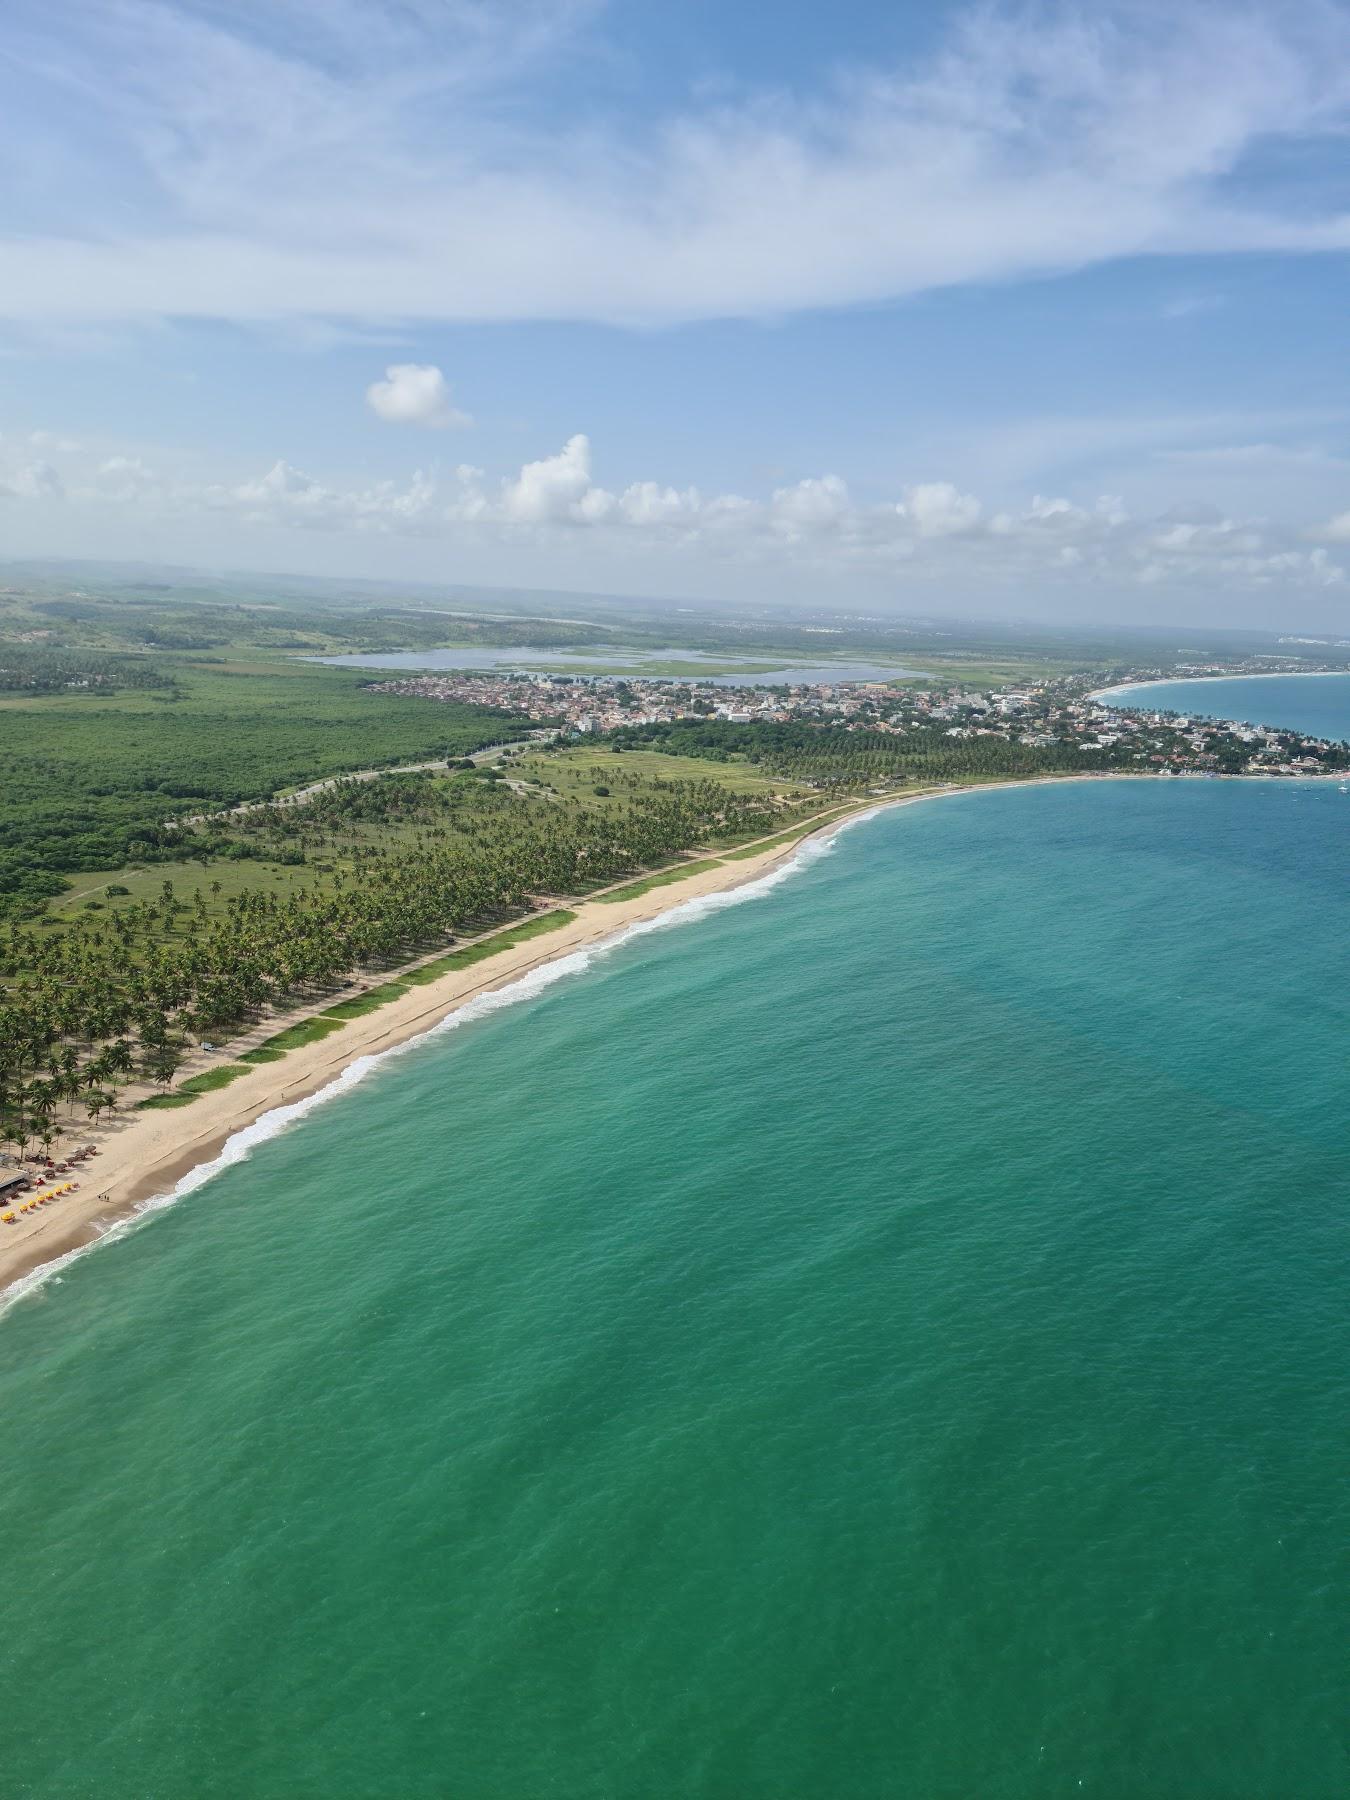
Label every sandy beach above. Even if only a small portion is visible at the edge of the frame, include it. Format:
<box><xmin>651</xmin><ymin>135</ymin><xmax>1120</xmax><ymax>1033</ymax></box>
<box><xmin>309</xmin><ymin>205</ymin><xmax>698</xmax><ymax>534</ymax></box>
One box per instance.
<box><xmin>3</xmin><ymin>773</ymin><xmax>1170</xmax><ymax>1308</ymax></box>
<box><xmin>0</xmin><ymin>797</ymin><xmax>919</xmax><ymax>1304</ymax></box>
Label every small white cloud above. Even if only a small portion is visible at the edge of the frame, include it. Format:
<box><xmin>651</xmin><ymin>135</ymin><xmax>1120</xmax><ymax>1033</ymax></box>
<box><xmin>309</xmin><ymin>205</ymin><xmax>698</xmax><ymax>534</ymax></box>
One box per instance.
<box><xmin>365</xmin><ymin>364</ymin><xmax>471</xmax><ymax>429</ymax></box>
<box><xmin>898</xmin><ymin>481</ymin><xmax>981</xmax><ymax>537</ymax></box>
<box><xmin>1319</xmin><ymin>510</ymin><xmax>1350</xmax><ymax>541</ymax></box>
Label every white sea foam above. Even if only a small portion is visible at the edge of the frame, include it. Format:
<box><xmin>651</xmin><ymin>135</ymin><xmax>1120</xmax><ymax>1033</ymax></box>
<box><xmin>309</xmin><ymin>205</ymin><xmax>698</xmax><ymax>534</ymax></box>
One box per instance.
<box><xmin>0</xmin><ymin>811</ymin><xmax>876</xmax><ymax>1317</ymax></box>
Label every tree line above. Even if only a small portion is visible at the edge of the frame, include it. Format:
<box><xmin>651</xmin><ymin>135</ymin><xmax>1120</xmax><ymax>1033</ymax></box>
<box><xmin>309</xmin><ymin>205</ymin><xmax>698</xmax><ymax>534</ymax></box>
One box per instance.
<box><xmin>0</xmin><ymin>781</ymin><xmax>791</xmax><ymax>1152</ymax></box>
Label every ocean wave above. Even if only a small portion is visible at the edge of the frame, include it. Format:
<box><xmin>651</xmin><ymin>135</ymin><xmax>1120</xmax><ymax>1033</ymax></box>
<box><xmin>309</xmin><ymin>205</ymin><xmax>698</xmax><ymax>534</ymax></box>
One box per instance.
<box><xmin>0</xmin><ymin>812</ymin><xmax>867</xmax><ymax>1317</ymax></box>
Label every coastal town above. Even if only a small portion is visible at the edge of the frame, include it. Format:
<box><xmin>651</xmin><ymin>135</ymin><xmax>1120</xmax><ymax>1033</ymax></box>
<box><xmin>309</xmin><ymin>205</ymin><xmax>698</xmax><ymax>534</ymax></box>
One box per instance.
<box><xmin>366</xmin><ymin>664</ymin><xmax>1350</xmax><ymax>779</ymax></box>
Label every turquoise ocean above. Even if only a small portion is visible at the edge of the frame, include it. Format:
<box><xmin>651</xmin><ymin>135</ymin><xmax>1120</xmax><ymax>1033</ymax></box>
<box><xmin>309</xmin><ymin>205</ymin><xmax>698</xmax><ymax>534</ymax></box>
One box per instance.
<box><xmin>1101</xmin><ymin>671</ymin><xmax>1350</xmax><ymax>742</ymax></box>
<box><xmin>2</xmin><ymin>678</ymin><xmax>1348</xmax><ymax>1798</ymax></box>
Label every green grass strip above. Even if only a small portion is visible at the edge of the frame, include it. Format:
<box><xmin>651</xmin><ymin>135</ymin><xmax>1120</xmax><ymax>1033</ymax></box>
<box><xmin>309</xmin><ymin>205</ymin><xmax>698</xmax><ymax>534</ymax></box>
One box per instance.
<box><xmin>243</xmin><ymin>1015</ymin><xmax>348</xmax><ymax>1057</ymax></box>
<box><xmin>321</xmin><ymin>980</ymin><xmax>410</xmax><ymax>1020</ymax></box>
<box><xmin>591</xmin><ymin>859</ymin><xmax>724</xmax><ymax>902</ymax></box>
<box><xmin>237</xmin><ymin>1045</ymin><xmax>286</xmax><ymax>1064</ymax></box>
<box><xmin>719</xmin><ymin>811</ymin><xmax>855</xmax><ymax>859</ymax></box>
<box><xmin>405</xmin><ymin>910</ymin><xmax>577</xmax><ymax>984</ymax></box>
<box><xmin>136</xmin><ymin>1062</ymin><xmax>255</xmax><ymax>1107</ymax></box>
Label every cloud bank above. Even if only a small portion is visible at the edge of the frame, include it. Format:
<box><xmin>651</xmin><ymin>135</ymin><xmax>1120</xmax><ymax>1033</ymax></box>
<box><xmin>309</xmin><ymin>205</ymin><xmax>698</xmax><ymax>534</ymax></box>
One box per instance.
<box><xmin>5</xmin><ymin>429</ymin><xmax>1344</xmax><ymax>603</ymax></box>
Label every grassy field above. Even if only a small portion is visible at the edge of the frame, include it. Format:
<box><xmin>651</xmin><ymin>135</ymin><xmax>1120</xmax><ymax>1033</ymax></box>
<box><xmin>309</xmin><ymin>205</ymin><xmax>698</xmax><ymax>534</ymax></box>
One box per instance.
<box><xmin>242</xmin><ymin>1016</ymin><xmax>349</xmax><ymax>1059</ymax></box>
<box><xmin>136</xmin><ymin>1064</ymin><xmax>255</xmax><ymax>1108</ymax></box>
<box><xmin>515</xmin><ymin>744</ymin><xmax>796</xmax><ymax>799</ymax></box>
<box><xmin>320</xmin><ymin>981</ymin><xmax>412</xmax><ymax>1020</ymax></box>
<box><xmin>27</xmin><ymin>735</ymin><xmax>807</xmax><ymax>946</ymax></box>
<box><xmin>718</xmin><ymin>808</ymin><xmax>859</xmax><ymax>859</ymax></box>
<box><xmin>403</xmin><ymin>909</ymin><xmax>577</xmax><ymax>983</ymax></box>
<box><xmin>885</xmin><ymin>655</ymin><xmax>1070</xmax><ymax>689</ymax></box>
<box><xmin>0</xmin><ymin>653</ymin><xmax>517</xmax><ymax>913</ymax></box>
<box><xmin>591</xmin><ymin>859</ymin><xmax>725</xmax><ymax>902</ymax></box>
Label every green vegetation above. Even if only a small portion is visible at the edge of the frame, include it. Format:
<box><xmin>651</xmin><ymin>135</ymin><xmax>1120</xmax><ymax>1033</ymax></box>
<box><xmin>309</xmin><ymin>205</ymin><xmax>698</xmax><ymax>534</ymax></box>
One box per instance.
<box><xmin>591</xmin><ymin>859</ymin><xmax>724</xmax><ymax>902</ymax></box>
<box><xmin>719</xmin><ymin>809</ymin><xmax>858</xmax><ymax>858</ymax></box>
<box><xmin>608</xmin><ymin>719</ymin><xmax>1113</xmax><ymax>787</ymax></box>
<box><xmin>136</xmin><ymin>1063</ymin><xmax>254</xmax><ymax>1108</ymax></box>
<box><xmin>5</xmin><ymin>567</ymin><xmax>1209</xmax><ymax>1159</ymax></box>
<box><xmin>242</xmin><ymin>1018</ymin><xmax>349</xmax><ymax>1059</ymax></box>
<box><xmin>0</xmin><ymin>749</ymin><xmax>796</xmax><ymax>1150</ymax></box>
<box><xmin>320</xmin><ymin>980</ymin><xmax>411</xmax><ymax>1020</ymax></box>
<box><xmin>516</xmin><ymin>745</ymin><xmax>791</xmax><ymax>798</ymax></box>
<box><xmin>403</xmin><ymin>910</ymin><xmax>577</xmax><ymax>983</ymax></box>
<box><xmin>0</xmin><ymin>576</ymin><xmax>618</xmax><ymax>658</ymax></box>
<box><xmin>0</xmin><ymin>641</ymin><xmax>178</xmax><ymax>695</ymax></box>
<box><xmin>0</xmin><ymin>656</ymin><xmax>519</xmax><ymax>914</ymax></box>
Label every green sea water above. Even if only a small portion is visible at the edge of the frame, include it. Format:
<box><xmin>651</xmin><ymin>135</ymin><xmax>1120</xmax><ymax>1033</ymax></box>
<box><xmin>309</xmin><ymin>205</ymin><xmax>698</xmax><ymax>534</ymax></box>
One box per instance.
<box><xmin>2</xmin><ymin>780</ymin><xmax>1347</xmax><ymax>1799</ymax></box>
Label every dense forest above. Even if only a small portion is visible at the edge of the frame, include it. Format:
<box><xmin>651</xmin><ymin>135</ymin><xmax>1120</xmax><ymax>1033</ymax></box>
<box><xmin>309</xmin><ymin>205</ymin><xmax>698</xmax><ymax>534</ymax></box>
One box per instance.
<box><xmin>606</xmin><ymin>719</ymin><xmax>1119</xmax><ymax>784</ymax></box>
<box><xmin>0</xmin><ymin>663</ymin><xmax>520</xmax><ymax>916</ymax></box>
<box><xmin>0</xmin><ymin>642</ymin><xmax>176</xmax><ymax>694</ymax></box>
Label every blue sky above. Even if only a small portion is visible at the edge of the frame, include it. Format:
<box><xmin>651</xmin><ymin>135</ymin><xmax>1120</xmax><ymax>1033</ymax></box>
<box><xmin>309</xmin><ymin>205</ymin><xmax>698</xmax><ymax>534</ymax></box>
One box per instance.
<box><xmin>3</xmin><ymin>0</ymin><xmax>1350</xmax><ymax>627</ymax></box>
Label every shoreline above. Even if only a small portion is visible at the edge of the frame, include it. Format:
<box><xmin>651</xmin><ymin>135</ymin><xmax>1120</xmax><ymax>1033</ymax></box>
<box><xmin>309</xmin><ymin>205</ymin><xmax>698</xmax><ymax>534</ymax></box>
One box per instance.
<box><xmin>1088</xmin><ymin>669</ymin><xmax>1350</xmax><ymax>704</ymax></box>
<box><xmin>0</xmin><ymin>768</ymin><xmax>1302</xmax><ymax>1316</ymax></box>
<box><xmin>0</xmin><ymin>790</ymin><xmax>934</xmax><ymax>1310</ymax></box>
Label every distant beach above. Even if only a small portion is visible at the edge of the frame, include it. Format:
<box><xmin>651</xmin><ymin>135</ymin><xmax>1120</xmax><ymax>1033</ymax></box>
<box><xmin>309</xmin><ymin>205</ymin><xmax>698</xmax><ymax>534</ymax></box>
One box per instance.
<box><xmin>1089</xmin><ymin>669</ymin><xmax>1350</xmax><ymax>702</ymax></box>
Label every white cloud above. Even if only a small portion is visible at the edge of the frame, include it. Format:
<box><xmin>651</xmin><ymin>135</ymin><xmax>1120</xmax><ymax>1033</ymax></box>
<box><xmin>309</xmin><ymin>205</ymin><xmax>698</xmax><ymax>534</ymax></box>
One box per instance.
<box><xmin>3</xmin><ymin>3</ymin><xmax>1350</xmax><ymax>327</ymax></box>
<box><xmin>771</xmin><ymin>475</ymin><xmax>851</xmax><ymax>530</ymax></box>
<box><xmin>898</xmin><ymin>482</ymin><xmax>982</xmax><ymax>537</ymax></box>
<box><xmin>499</xmin><ymin>433</ymin><xmax>596</xmax><ymax>522</ymax></box>
<box><xmin>365</xmin><ymin>363</ymin><xmax>470</xmax><ymax>428</ymax></box>
<box><xmin>200</xmin><ymin>458</ymin><xmax>439</xmax><ymax>532</ymax></box>
<box><xmin>618</xmin><ymin>481</ymin><xmax>702</xmax><ymax>526</ymax></box>
<box><xmin>5</xmin><ymin>428</ymin><xmax>1346</xmax><ymax>601</ymax></box>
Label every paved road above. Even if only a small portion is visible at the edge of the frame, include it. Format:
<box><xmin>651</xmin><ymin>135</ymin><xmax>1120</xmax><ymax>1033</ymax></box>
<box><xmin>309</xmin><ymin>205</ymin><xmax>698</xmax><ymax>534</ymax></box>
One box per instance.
<box><xmin>174</xmin><ymin>733</ymin><xmax>555</xmax><ymax>828</ymax></box>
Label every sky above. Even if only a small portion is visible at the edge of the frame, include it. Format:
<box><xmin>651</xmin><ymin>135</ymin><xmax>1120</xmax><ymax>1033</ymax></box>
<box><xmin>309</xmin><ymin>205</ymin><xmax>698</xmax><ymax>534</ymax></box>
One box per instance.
<box><xmin>3</xmin><ymin>0</ymin><xmax>1350</xmax><ymax>629</ymax></box>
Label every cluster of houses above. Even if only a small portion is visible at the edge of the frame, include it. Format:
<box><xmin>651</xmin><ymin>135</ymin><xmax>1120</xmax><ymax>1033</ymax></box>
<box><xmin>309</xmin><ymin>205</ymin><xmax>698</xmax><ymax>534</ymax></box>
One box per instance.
<box><xmin>367</xmin><ymin>669</ymin><xmax>855</xmax><ymax>732</ymax></box>
<box><xmin>367</xmin><ymin>663</ymin><xmax>1348</xmax><ymax>777</ymax></box>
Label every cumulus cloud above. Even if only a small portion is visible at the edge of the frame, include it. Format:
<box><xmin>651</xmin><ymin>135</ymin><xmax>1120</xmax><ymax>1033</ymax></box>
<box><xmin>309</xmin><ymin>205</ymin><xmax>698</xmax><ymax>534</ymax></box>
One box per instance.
<box><xmin>6</xmin><ymin>427</ymin><xmax>1347</xmax><ymax>599</ymax></box>
<box><xmin>772</xmin><ymin>475</ymin><xmax>851</xmax><ymax>531</ymax></box>
<box><xmin>4</xmin><ymin>3</ymin><xmax>1350</xmax><ymax>327</ymax></box>
<box><xmin>203</xmin><ymin>459</ymin><xmax>439</xmax><ymax>532</ymax></box>
<box><xmin>499</xmin><ymin>433</ymin><xmax>597</xmax><ymax>522</ymax></box>
<box><xmin>365</xmin><ymin>364</ymin><xmax>471</xmax><ymax>428</ymax></box>
<box><xmin>898</xmin><ymin>482</ymin><xmax>982</xmax><ymax>537</ymax></box>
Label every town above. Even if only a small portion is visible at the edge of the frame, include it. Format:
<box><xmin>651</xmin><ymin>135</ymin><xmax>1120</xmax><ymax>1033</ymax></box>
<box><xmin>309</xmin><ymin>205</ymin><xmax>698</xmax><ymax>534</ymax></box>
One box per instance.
<box><xmin>366</xmin><ymin>664</ymin><xmax>1350</xmax><ymax>779</ymax></box>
